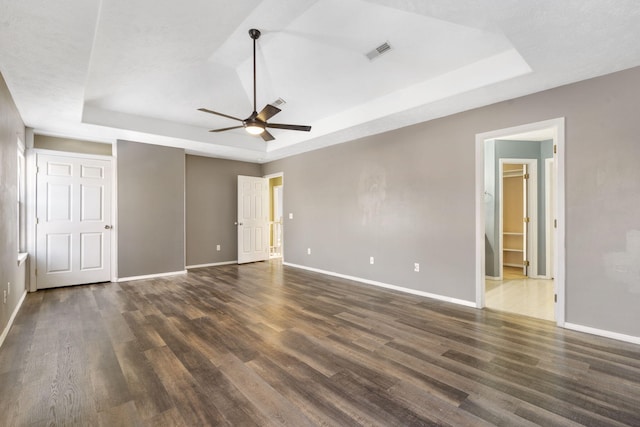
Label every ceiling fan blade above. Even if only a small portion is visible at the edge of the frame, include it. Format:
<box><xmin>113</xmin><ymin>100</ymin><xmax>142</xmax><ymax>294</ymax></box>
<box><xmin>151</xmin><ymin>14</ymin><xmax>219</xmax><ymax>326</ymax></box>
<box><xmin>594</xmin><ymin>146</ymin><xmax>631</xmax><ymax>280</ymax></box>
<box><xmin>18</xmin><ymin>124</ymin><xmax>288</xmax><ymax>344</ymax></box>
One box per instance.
<box><xmin>256</xmin><ymin>104</ymin><xmax>281</xmax><ymax>122</ymax></box>
<box><xmin>261</xmin><ymin>130</ymin><xmax>275</xmax><ymax>141</ymax></box>
<box><xmin>198</xmin><ymin>108</ymin><xmax>244</xmax><ymax>122</ymax></box>
<box><xmin>266</xmin><ymin>123</ymin><xmax>312</xmax><ymax>132</ymax></box>
<box><xmin>209</xmin><ymin>126</ymin><xmax>244</xmax><ymax>132</ymax></box>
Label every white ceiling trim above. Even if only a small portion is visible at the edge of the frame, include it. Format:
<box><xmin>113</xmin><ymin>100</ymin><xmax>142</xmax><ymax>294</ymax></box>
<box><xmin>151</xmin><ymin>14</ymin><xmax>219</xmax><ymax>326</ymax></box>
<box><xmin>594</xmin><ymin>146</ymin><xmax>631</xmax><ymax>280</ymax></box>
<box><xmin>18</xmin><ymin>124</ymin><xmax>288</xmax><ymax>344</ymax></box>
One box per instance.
<box><xmin>267</xmin><ymin>48</ymin><xmax>531</xmax><ymax>153</ymax></box>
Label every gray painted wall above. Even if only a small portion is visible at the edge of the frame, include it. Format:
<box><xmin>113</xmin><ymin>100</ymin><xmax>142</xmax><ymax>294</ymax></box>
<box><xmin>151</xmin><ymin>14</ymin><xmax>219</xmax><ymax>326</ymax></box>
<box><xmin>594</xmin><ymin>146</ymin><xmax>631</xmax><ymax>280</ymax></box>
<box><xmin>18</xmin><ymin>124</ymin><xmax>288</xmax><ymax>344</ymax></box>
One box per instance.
<box><xmin>117</xmin><ymin>140</ymin><xmax>185</xmax><ymax>278</ymax></box>
<box><xmin>264</xmin><ymin>66</ymin><xmax>640</xmax><ymax>337</ymax></box>
<box><xmin>485</xmin><ymin>139</ymin><xmax>553</xmax><ymax>277</ymax></box>
<box><xmin>0</xmin><ymin>72</ymin><xmax>26</xmax><ymax>339</ymax></box>
<box><xmin>185</xmin><ymin>155</ymin><xmax>261</xmax><ymax>266</ymax></box>
<box><xmin>34</xmin><ymin>135</ymin><xmax>112</xmax><ymax>156</ymax></box>
<box><xmin>265</xmin><ymin>125</ymin><xmax>476</xmax><ymax>302</ymax></box>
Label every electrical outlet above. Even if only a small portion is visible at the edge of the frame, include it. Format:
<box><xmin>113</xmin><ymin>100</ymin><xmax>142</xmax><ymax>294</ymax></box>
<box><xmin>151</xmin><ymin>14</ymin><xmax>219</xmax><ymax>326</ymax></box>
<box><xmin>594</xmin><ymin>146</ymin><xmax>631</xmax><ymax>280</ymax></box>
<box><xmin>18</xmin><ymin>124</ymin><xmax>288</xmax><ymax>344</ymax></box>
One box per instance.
<box><xmin>414</xmin><ymin>263</ymin><xmax>420</xmax><ymax>272</ymax></box>
<box><xmin>216</xmin><ymin>244</ymin><xmax>221</xmax><ymax>251</ymax></box>
<box><xmin>307</xmin><ymin>248</ymin><xmax>311</xmax><ymax>255</ymax></box>
<box><xmin>370</xmin><ymin>256</ymin><xmax>374</xmax><ymax>265</ymax></box>
<box><xmin>289</xmin><ymin>213</ymin><xmax>293</xmax><ymax>219</ymax></box>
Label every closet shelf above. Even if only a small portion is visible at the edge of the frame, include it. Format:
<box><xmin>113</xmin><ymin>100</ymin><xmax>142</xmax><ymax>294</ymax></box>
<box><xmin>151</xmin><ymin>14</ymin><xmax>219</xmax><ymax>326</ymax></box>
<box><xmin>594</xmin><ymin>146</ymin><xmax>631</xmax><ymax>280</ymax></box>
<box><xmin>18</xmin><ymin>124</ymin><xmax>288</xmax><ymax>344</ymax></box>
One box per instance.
<box><xmin>503</xmin><ymin>248</ymin><xmax>524</xmax><ymax>252</ymax></box>
<box><xmin>504</xmin><ymin>262</ymin><xmax>524</xmax><ymax>268</ymax></box>
<box><xmin>503</xmin><ymin>170</ymin><xmax>524</xmax><ymax>178</ymax></box>
<box><xmin>503</xmin><ymin>232</ymin><xmax>523</xmax><ymax>236</ymax></box>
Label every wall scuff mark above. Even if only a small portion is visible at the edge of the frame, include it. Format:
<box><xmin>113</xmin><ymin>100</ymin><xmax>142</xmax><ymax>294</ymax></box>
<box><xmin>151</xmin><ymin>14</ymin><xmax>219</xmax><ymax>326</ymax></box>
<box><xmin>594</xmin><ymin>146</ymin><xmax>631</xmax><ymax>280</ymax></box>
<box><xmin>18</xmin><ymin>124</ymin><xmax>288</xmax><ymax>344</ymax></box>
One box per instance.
<box><xmin>604</xmin><ymin>229</ymin><xmax>640</xmax><ymax>294</ymax></box>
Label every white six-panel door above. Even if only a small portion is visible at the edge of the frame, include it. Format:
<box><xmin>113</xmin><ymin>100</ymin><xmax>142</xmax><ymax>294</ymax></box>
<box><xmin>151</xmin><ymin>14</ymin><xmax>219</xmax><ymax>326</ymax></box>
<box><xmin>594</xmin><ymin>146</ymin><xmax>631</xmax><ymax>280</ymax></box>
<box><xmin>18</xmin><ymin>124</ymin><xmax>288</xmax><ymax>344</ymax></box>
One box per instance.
<box><xmin>237</xmin><ymin>175</ymin><xmax>269</xmax><ymax>264</ymax></box>
<box><xmin>36</xmin><ymin>153</ymin><xmax>112</xmax><ymax>289</ymax></box>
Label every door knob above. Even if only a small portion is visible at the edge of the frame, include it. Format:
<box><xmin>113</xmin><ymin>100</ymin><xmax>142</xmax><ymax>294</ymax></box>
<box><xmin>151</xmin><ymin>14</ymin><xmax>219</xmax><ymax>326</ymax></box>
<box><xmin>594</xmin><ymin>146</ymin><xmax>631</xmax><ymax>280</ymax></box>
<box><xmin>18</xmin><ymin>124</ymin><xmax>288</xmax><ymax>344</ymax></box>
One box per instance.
<box><xmin>104</xmin><ymin>225</ymin><xmax>112</xmax><ymax>230</ymax></box>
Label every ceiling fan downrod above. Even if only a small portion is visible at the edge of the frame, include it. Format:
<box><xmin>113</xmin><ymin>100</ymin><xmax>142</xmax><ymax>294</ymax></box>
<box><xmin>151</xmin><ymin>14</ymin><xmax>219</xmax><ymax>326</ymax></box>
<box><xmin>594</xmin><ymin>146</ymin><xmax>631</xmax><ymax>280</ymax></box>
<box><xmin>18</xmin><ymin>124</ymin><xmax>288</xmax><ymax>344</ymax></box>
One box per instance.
<box><xmin>249</xmin><ymin>28</ymin><xmax>261</xmax><ymax>114</ymax></box>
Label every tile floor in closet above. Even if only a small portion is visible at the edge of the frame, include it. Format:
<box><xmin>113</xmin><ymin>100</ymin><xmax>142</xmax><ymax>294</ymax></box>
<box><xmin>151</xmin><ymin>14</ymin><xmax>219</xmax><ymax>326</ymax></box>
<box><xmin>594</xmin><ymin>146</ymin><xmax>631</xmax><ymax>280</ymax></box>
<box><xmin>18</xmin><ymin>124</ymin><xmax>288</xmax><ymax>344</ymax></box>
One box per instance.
<box><xmin>485</xmin><ymin>267</ymin><xmax>555</xmax><ymax>321</ymax></box>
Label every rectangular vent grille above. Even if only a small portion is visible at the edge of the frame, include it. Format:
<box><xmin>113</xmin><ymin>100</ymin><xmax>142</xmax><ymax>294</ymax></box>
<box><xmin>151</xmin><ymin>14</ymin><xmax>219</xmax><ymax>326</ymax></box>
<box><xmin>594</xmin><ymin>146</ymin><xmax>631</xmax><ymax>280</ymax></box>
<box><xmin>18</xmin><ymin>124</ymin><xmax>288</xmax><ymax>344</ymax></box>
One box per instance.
<box><xmin>366</xmin><ymin>42</ymin><xmax>392</xmax><ymax>60</ymax></box>
<box><xmin>271</xmin><ymin>97</ymin><xmax>286</xmax><ymax>107</ymax></box>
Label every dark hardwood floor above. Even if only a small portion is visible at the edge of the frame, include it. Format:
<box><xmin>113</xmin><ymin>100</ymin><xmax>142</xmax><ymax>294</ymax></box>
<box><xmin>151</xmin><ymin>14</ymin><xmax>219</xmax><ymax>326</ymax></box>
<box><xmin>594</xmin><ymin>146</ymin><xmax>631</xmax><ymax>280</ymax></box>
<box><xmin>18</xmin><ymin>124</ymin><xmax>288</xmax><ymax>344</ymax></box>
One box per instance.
<box><xmin>1</xmin><ymin>261</ymin><xmax>639</xmax><ymax>426</ymax></box>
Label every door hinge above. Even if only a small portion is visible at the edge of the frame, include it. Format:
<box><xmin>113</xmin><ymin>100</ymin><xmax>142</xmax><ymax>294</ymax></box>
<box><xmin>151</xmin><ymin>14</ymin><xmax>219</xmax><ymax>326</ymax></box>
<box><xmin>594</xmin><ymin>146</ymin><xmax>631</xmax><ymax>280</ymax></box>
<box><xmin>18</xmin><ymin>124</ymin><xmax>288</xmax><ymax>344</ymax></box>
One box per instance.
<box><xmin>554</xmin><ymin>145</ymin><xmax>557</xmax><ymax>154</ymax></box>
<box><xmin>523</xmin><ymin>217</ymin><xmax>530</xmax><ymax>223</ymax></box>
<box><xmin>554</xmin><ymin>219</ymin><xmax>557</xmax><ymax>228</ymax></box>
<box><xmin>554</xmin><ymin>294</ymin><xmax>557</xmax><ymax>303</ymax></box>
<box><xmin>36</xmin><ymin>218</ymin><xmax>39</xmax><ymax>225</ymax></box>
<box><xmin>523</xmin><ymin>260</ymin><xmax>530</xmax><ymax>266</ymax></box>
<box><xmin>36</xmin><ymin>166</ymin><xmax>40</xmax><ymax>174</ymax></box>
<box><xmin>523</xmin><ymin>173</ymin><xmax>529</xmax><ymax>180</ymax></box>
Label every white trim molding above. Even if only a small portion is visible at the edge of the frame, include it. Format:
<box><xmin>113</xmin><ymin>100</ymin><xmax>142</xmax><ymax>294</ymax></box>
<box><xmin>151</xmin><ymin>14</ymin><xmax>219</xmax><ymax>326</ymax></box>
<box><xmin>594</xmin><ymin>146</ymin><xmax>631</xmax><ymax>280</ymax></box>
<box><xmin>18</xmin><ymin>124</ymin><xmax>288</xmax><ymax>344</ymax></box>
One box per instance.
<box><xmin>0</xmin><ymin>290</ymin><xmax>27</xmax><ymax>349</ymax></box>
<box><xmin>17</xmin><ymin>252</ymin><xmax>28</xmax><ymax>266</ymax></box>
<box><xmin>284</xmin><ymin>262</ymin><xmax>476</xmax><ymax>308</ymax></box>
<box><xmin>26</xmin><ymin>146</ymin><xmax>37</xmax><ymax>292</ymax></box>
<box><xmin>187</xmin><ymin>261</ymin><xmax>237</xmax><ymax>269</ymax></box>
<box><xmin>111</xmin><ymin>143</ymin><xmax>119</xmax><ymax>283</ymax></box>
<box><xmin>564</xmin><ymin>323</ymin><xmax>640</xmax><ymax>346</ymax></box>
<box><xmin>117</xmin><ymin>270</ymin><xmax>187</xmax><ymax>282</ymax></box>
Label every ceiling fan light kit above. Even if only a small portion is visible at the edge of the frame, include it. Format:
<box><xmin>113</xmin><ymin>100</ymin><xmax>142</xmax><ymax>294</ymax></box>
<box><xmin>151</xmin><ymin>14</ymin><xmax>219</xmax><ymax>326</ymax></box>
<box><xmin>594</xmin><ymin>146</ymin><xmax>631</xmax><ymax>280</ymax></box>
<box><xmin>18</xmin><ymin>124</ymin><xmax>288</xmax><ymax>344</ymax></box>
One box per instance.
<box><xmin>245</xmin><ymin>120</ymin><xmax>265</xmax><ymax>135</ymax></box>
<box><xmin>199</xmin><ymin>28</ymin><xmax>311</xmax><ymax>141</ymax></box>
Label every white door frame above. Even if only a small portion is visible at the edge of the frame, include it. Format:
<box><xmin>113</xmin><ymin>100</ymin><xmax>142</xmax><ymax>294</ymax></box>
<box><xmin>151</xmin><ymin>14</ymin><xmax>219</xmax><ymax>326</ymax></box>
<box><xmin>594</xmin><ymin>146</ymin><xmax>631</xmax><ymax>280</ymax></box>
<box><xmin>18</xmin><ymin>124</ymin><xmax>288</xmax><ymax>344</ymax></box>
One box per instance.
<box><xmin>498</xmin><ymin>158</ymin><xmax>538</xmax><ymax>278</ymax></box>
<box><xmin>27</xmin><ymin>148</ymin><xmax>117</xmax><ymax>291</ymax></box>
<box><xmin>545</xmin><ymin>157</ymin><xmax>555</xmax><ymax>280</ymax></box>
<box><xmin>264</xmin><ymin>172</ymin><xmax>284</xmax><ymax>259</ymax></box>
<box><xmin>475</xmin><ymin>118</ymin><xmax>566</xmax><ymax>326</ymax></box>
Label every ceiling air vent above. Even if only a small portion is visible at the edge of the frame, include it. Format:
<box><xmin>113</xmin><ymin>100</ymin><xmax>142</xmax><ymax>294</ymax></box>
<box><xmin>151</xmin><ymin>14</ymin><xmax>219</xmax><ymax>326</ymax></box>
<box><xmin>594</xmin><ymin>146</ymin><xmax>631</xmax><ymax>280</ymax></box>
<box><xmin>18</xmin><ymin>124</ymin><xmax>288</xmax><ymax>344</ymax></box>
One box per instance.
<box><xmin>271</xmin><ymin>97</ymin><xmax>286</xmax><ymax>107</ymax></box>
<box><xmin>366</xmin><ymin>42</ymin><xmax>392</xmax><ymax>61</ymax></box>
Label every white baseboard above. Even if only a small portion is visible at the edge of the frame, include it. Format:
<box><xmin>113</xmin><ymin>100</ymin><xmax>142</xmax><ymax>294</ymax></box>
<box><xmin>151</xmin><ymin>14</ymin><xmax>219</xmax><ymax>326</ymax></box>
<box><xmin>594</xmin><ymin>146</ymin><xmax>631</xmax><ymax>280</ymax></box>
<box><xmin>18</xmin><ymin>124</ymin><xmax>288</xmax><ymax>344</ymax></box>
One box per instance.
<box><xmin>564</xmin><ymin>322</ymin><xmax>640</xmax><ymax>345</ymax></box>
<box><xmin>186</xmin><ymin>261</ymin><xmax>237</xmax><ymax>269</ymax></box>
<box><xmin>284</xmin><ymin>262</ymin><xmax>476</xmax><ymax>308</ymax></box>
<box><xmin>117</xmin><ymin>270</ymin><xmax>187</xmax><ymax>282</ymax></box>
<box><xmin>529</xmin><ymin>274</ymin><xmax>552</xmax><ymax>280</ymax></box>
<box><xmin>486</xmin><ymin>274</ymin><xmax>551</xmax><ymax>281</ymax></box>
<box><xmin>0</xmin><ymin>290</ymin><xmax>27</xmax><ymax>349</ymax></box>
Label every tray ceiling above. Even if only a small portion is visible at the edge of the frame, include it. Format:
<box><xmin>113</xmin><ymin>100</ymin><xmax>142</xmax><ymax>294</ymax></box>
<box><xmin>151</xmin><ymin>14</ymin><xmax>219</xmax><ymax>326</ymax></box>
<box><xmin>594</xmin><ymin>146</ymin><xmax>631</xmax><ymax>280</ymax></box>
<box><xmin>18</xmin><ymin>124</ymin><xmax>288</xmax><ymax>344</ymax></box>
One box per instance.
<box><xmin>1</xmin><ymin>0</ymin><xmax>640</xmax><ymax>162</ymax></box>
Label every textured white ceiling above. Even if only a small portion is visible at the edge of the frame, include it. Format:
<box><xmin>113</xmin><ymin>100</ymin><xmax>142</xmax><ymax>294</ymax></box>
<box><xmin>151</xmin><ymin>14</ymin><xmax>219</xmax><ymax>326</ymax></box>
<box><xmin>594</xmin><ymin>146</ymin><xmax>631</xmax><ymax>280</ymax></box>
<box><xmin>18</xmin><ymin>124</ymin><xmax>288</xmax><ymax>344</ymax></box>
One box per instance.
<box><xmin>1</xmin><ymin>0</ymin><xmax>640</xmax><ymax>162</ymax></box>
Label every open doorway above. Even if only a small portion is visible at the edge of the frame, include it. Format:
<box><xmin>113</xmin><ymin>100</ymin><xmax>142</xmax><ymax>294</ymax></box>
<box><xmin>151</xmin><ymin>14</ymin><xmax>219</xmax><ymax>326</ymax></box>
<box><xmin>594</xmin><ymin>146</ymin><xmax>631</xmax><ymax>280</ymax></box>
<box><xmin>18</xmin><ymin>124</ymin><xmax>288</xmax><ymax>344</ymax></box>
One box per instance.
<box><xmin>492</xmin><ymin>156</ymin><xmax>553</xmax><ymax>321</ymax></box>
<box><xmin>266</xmin><ymin>173</ymin><xmax>284</xmax><ymax>259</ymax></box>
<box><xmin>476</xmin><ymin>118</ymin><xmax>565</xmax><ymax>325</ymax></box>
<box><xmin>500</xmin><ymin>160</ymin><xmax>536</xmax><ymax>278</ymax></box>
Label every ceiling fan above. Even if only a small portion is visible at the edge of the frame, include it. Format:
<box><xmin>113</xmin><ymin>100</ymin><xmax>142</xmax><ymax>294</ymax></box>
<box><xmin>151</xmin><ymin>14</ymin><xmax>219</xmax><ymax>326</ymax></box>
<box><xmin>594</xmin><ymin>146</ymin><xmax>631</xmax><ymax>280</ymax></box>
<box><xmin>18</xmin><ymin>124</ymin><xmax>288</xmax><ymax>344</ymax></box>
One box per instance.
<box><xmin>199</xmin><ymin>28</ymin><xmax>311</xmax><ymax>141</ymax></box>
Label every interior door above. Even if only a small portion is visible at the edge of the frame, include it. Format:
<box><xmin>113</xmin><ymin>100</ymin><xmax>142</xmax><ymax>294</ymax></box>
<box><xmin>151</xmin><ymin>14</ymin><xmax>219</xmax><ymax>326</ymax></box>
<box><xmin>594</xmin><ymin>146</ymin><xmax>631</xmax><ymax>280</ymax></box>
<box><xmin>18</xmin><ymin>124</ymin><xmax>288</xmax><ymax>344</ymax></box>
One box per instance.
<box><xmin>522</xmin><ymin>163</ymin><xmax>529</xmax><ymax>276</ymax></box>
<box><xmin>237</xmin><ymin>175</ymin><xmax>269</xmax><ymax>264</ymax></box>
<box><xmin>36</xmin><ymin>153</ymin><xmax>112</xmax><ymax>289</ymax></box>
<box><xmin>272</xmin><ymin>185</ymin><xmax>283</xmax><ymax>257</ymax></box>
<box><xmin>549</xmin><ymin>160</ymin><xmax>556</xmax><ymax>278</ymax></box>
